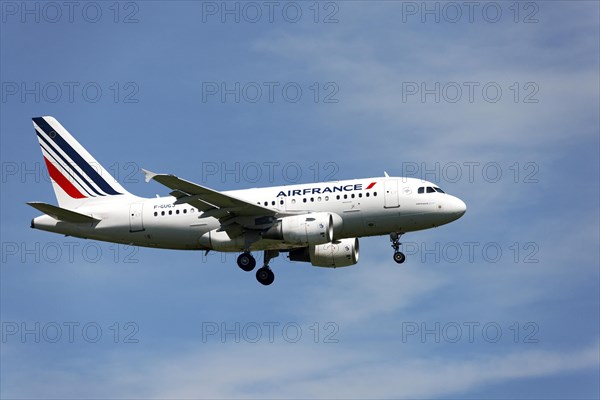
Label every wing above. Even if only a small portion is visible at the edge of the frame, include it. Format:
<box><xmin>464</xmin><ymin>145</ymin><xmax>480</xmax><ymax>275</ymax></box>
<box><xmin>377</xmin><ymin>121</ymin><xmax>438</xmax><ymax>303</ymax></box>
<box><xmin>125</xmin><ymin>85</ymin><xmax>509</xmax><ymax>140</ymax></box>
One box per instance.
<box><xmin>142</xmin><ymin>169</ymin><xmax>277</xmax><ymax>237</ymax></box>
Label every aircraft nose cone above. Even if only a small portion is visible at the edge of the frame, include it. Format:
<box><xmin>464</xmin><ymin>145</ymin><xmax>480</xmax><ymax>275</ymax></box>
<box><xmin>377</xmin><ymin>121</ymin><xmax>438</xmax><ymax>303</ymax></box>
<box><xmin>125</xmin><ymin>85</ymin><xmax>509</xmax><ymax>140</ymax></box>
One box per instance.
<box><xmin>451</xmin><ymin>197</ymin><xmax>467</xmax><ymax>217</ymax></box>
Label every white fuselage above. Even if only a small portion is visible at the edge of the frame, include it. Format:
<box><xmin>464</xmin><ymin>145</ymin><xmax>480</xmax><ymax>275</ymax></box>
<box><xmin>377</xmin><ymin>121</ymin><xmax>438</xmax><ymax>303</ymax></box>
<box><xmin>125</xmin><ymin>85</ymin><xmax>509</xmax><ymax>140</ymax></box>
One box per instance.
<box><xmin>31</xmin><ymin>177</ymin><xmax>466</xmax><ymax>251</ymax></box>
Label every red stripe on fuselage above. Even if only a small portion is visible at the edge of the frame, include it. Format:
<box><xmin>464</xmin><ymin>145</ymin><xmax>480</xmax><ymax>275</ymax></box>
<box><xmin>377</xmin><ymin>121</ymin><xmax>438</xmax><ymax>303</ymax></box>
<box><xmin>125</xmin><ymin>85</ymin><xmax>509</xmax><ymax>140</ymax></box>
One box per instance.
<box><xmin>43</xmin><ymin>157</ymin><xmax>86</xmax><ymax>198</ymax></box>
<box><xmin>366</xmin><ymin>182</ymin><xmax>377</xmax><ymax>189</ymax></box>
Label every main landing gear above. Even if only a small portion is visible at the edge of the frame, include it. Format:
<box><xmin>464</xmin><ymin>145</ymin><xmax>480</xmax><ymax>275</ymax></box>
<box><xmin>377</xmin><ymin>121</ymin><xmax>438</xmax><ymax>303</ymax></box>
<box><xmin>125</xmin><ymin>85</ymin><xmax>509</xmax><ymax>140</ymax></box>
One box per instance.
<box><xmin>256</xmin><ymin>250</ymin><xmax>278</xmax><ymax>286</ymax></box>
<box><xmin>236</xmin><ymin>252</ymin><xmax>256</xmax><ymax>272</ymax></box>
<box><xmin>236</xmin><ymin>250</ymin><xmax>278</xmax><ymax>286</ymax></box>
<box><xmin>390</xmin><ymin>232</ymin><xmax>406</xmax><ymax>264</ymax></box>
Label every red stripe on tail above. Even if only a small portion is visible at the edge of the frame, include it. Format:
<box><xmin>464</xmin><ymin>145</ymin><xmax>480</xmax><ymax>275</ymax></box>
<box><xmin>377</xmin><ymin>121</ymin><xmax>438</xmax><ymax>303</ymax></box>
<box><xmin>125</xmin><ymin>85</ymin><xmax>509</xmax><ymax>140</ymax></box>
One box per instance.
<box><xmin>43</xmin><ymin>157</ymin><xmax>86</xmax><ymax>199</ymax></box>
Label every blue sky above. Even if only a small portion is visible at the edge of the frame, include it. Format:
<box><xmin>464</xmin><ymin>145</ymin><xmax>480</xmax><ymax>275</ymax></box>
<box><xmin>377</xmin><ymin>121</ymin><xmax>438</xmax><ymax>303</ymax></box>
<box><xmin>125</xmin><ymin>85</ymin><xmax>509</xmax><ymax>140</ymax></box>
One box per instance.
<box><xmin>1</xmin><ymin>1</ymin><xmax>599</xmax><ymax>398</ymax></box>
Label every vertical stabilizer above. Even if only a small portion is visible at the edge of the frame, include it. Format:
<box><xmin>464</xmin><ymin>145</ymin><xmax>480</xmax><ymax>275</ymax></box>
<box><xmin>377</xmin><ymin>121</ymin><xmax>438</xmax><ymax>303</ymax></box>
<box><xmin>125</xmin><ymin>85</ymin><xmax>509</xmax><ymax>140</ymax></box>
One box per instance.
<box><xmin>32</xmin><ymin>116</ymin><xmax>131</xmax><ymax>209</ymax></box>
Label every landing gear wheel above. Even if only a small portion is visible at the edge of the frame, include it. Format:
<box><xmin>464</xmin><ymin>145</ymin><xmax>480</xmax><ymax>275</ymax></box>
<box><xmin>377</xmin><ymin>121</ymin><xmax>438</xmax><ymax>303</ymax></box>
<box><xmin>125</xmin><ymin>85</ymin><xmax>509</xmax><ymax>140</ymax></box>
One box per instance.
<box><xmin>237</xmin><ymin>252</ymin><xmax>256</xmax><ymax>272</ymax></box>
<box><xmin>390</xmin><ymin>232</ymin><xmax>406</xmax><ymax>264</ymax></box>
<box><xmin>393</xmin><ymin>251</ymin><xmax>406</xmax><ymax>264</ymax></box>
<box><xmin>256</xmin><ymin>267</ymin><xmax>275</xmax><ymax>286</ymax></box>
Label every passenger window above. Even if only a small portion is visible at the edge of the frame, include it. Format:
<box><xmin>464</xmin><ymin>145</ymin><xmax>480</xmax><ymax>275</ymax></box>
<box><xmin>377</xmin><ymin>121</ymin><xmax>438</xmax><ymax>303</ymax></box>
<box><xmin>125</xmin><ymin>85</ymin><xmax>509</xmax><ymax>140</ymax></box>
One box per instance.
<box><xmin>168</xmin><ymin>210</ymin><xmax>172</xmax><ymax>215</ymax></box>
<box><xmin>183</xmin><ymin>209</ymin><xmax>187</xmax><ymax>214</ymax></box>
<box><xmin>366</xmin><ymin>192</ymin><xmax>370</xmax><ymax>197</ymax></box>
<box><xmin>418</xmin><ymin>187</ymin><xmax>424</xmax><ymax>194</ymax></box>
<box><xmin>427</xmin><ymin>187</ymin><xmax>436</xmax><ymax>193</ymax></box>
<box><xmin>271</xmin><ymin>201</ymin><xmax>275</xmax><ymax>206</ymax></box>
<box><xmin>161</xmin><ymin>211</ymin><xmax>165</xmax><ymax>216</ymax></box>
<box><xmin>336</xmin><ymin>195</ymin><xmax>340</xmax><ymax>200</ymax></box>
<box><xmin>176</xmin><ymin>209</ymin><xmax>180</xmax><ymax>214</ymax></box>
<box><xmin>280</xmin><ymin>200</ymin><xmax>284</xmax><ymax>205</ymax></box>
<box><xmin>154</xmin><ymin>212</ymin><xmax>157</xmax><ymax>217</ymax></box>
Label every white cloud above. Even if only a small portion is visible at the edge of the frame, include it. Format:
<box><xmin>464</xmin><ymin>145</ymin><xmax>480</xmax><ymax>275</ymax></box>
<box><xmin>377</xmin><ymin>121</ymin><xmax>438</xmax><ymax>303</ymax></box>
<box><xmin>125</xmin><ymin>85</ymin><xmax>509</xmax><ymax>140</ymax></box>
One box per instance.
<box><xmin>4</xmin><ymin>339</ymin><xmax>597</xmax><ymax>399</ymax></box>
<box><xmin>296</xmin><ymin>261</ymin><xmax>448</xmax><ymax>325</ymax></box>
<box><xmin>251</xmin><ymin>3</ymin><xmax>599</xmax><ymax>165</ymax></box>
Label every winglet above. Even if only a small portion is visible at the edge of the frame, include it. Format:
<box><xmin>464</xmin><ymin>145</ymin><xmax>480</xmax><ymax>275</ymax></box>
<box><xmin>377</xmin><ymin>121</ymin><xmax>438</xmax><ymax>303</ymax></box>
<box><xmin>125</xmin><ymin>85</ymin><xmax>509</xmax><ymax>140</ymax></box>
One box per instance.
<box><xmin>141</xmin><ymin>168</ymin><xmax>158</xmax><ymax>183</ymax></box>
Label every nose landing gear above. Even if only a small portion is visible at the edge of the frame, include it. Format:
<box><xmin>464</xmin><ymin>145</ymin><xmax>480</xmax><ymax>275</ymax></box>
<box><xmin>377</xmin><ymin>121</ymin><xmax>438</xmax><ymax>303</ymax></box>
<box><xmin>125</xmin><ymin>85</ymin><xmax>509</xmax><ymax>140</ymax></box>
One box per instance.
<box><xmin>390</xmin><ymin>232</ymin><xmax>406</xmax><ymax>264</ymax></box>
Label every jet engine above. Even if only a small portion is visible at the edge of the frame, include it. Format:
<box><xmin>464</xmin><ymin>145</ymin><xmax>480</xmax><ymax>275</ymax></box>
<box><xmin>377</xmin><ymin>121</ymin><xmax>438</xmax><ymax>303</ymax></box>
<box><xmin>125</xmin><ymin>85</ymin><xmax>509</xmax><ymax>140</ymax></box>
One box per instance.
<box><xmin>199</xmin><ymin>229</ymin><xmax>245</xmax><ymax>251</ymax></box>
<box><xmin>262</xmin><ymin>212</ymin><xmax>342</xmax><ymax>246</ymax></box>
<box><xmin>289</xmin><ymin>238</ymin><xmax>359</xmax><ymax>268</ymax></box>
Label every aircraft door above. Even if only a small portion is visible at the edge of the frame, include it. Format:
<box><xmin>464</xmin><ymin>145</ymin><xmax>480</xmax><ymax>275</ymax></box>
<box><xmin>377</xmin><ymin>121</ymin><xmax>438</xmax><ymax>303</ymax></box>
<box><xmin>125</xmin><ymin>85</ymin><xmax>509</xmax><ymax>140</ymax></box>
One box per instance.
<box><xmin>129</xmin><ymin>202</ymin><xmax>145</xmax><ymax>232</ymax></box>
<box><xmin>384</xmin><ymin>180</ymin><xmax>400</xmax><ymax>208</ymax></box>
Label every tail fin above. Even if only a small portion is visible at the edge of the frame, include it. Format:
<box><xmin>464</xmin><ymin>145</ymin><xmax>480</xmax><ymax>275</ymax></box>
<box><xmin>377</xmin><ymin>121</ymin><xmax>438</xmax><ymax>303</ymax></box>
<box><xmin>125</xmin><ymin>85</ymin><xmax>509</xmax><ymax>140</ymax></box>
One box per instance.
<box><xmin>32</xmin><ymin>116</ymin><xmax>130</xmax><ymax>209</ymax></box>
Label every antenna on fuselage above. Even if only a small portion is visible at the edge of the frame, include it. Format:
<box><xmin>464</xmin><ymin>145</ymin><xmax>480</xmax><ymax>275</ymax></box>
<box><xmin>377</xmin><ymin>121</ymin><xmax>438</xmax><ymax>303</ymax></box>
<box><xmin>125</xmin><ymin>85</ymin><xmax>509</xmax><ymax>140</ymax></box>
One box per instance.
<box><xmin>384</xmin><ymin>171</ymin><xmax>390</xmax><ymax>177</ymax></box>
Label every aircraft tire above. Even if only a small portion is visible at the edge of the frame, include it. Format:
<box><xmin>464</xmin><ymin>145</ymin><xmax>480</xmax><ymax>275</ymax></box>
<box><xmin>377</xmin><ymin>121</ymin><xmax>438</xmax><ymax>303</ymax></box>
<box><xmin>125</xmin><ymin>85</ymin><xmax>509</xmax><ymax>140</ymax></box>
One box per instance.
<box><xmin>256</xmin><ymin>267</ymin><xmax>275</xmax><ymax>285</ymax></box>
<box><xmin>393</xmin><ymin>251</ymin><xmax>406</xmax><ymax>264</ymax></box>
<box><xmin>237</xmin><ymin>253</ymin><xmax>256</xmax><ymax>271</ymax></box>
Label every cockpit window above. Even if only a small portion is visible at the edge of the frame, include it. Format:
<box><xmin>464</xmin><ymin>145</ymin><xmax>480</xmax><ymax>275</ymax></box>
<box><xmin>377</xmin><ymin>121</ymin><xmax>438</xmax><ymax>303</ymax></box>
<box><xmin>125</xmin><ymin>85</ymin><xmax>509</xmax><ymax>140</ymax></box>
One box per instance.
<box><xmin>434</xmin><ymin>187</ymin><xmax>445</xmax><ymax>193</ymax></box>
<box><xmin>418</xmin><ymin>187</ymin><xmax>424</xmax><ymax>194</ymax></box>
<box><xmin>426</xmin><ymin>187</ymin><xmax>436</xmax><ymax>193</ymax></box>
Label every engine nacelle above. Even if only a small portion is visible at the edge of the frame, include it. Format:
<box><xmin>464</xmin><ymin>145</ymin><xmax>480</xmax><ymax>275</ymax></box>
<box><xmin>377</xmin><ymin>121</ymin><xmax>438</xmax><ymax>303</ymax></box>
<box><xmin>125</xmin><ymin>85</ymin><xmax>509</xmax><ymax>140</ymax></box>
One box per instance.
<box><xmin>263</xmin><ymin>212</ymin><xmax>341</xmax><ymax>246</ymax></box>
<box><xmin>289</xmin><ymin>238</ymin><xmax>359</xmax><ymax>268</ymax></box>
<box><xmin>199</xmin><ymin>229</ymin><xmax>245</xmax><ymax>251</ymax></box>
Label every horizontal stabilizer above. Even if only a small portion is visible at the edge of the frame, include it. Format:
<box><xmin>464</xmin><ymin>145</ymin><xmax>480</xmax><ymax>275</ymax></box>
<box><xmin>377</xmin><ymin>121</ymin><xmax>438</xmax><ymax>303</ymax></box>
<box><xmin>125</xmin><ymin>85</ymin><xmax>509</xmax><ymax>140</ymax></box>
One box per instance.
<box><xmin>27</xmin><ymin>202</ymin><xmax>100</xmax><ymax>223</ymax></box>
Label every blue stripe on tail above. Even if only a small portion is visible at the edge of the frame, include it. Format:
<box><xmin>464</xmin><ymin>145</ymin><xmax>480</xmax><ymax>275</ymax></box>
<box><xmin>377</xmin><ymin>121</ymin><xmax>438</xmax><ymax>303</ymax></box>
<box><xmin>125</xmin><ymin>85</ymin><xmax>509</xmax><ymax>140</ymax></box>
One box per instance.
<box><xmin>33</xmin><ymin>117</ymin><xmax>121</xmax><ymax>196</ymax></box>
<box><xmin>38</xmin><ymin>138</ymin><xmax>96</xmax><ymax>197</ymax></box>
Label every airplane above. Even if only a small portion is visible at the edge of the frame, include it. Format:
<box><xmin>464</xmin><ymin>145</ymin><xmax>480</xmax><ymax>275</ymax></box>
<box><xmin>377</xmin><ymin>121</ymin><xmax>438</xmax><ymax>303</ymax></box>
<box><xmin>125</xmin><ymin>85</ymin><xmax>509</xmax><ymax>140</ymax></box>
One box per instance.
<box><xmin>28</xmin><ymin>116</ymin><xmax>467</xmax><ymax>285</ymax></box>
